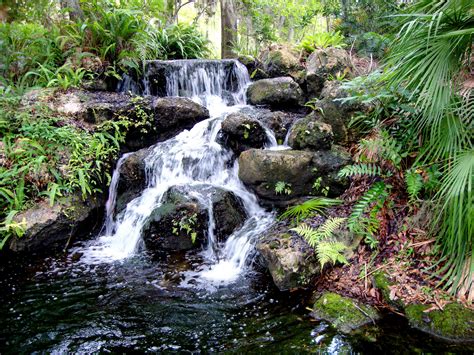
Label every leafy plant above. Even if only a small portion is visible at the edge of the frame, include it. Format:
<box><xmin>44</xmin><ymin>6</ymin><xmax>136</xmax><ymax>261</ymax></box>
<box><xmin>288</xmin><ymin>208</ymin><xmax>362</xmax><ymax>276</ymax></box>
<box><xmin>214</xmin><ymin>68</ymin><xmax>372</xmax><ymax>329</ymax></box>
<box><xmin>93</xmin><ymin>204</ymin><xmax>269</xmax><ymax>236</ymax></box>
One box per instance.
<box><xmin>274</xmin><ymin>181</ymin><xmax>292</xmax><ymax>196</ymax></box>
<box><xmin>299</xmin><ymin>31</ymin><xmax>346</xmax><ymax>53</ymax></box>
<box><xmin>292</xmin><ymin>217</ymin><xmax>349</xmax><ymax>268</ymax></box>
<box><xmin>279</xmin><ymin>198</ymin><xmax>341</xmax><ymax>224</ymax></box>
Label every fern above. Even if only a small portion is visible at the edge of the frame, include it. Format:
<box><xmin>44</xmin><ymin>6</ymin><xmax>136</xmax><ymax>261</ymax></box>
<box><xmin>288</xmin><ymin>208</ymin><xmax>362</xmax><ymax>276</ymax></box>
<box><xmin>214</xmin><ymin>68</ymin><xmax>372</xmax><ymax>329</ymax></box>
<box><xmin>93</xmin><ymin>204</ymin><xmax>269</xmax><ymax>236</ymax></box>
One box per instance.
<box><xmin>279</xmin><ymin>198</ymin><xmax>341</xmax><ymax>224</ymax></box>
<box><xmin>291</xmin><ymin>217</ymin><xmax>348</xmax><ymax>268</ymax></box>
<box><xmin>338</xmin><ymin>163</ymin><xmax>382</xmax><ymax>178</ymax></box>
<box><xmin>347</xmin><ymin>181</ymin><xmax>389</xmax><ymax>232</ymax></box>
<box><xmin>405</xmin><ymin>169</ymin><xmax>423</xmax><ymax>202</ymax></box>
<box><xmin>316</xmin><ymin>241</ymin><xmax>349</xmax><ymax>268</ymax></box>
<box><xmin>358</xmin><ymin>131</ymin><xmax>405</xmax><ymax>169</ymax></box>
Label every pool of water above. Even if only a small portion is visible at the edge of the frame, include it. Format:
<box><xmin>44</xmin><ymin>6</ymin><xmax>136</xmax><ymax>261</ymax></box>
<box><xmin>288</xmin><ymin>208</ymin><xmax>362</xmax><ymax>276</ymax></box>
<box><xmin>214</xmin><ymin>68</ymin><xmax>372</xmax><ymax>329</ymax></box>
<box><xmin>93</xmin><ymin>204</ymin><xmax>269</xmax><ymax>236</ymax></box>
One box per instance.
<box><xmin>1</xmin><ymin>249</ymin><xmax>472</xmax><ymax>354</ymax></box>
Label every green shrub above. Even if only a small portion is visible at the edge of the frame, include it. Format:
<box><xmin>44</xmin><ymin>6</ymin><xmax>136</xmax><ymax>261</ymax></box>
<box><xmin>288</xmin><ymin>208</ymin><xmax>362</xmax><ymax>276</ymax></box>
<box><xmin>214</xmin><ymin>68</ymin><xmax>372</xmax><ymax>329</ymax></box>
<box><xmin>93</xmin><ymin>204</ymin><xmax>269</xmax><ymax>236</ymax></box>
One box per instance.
<box><xmin>352</xmin><ymin>32</ymin><xmax>391</xmax><ymax>59</ymax></box>
<box><xmin>299</xmin><ymin>31</ymin><xmax>346</xmax><ymax>53</ymax></box>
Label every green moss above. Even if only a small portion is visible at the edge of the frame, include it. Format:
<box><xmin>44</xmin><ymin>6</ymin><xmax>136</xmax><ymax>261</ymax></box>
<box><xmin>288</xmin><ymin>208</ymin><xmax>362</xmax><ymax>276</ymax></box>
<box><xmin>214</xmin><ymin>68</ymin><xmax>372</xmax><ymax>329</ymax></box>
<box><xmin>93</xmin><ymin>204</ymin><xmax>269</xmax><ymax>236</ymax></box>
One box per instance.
<box><xmin>312</xmin><ymin>292</ymin><xmax>379</xmax><ymax>334</ymax></box>
<box><xmin>405</xmin><ymin>303</ymin><xmax>474</xmax><ymax>342</ymax></box>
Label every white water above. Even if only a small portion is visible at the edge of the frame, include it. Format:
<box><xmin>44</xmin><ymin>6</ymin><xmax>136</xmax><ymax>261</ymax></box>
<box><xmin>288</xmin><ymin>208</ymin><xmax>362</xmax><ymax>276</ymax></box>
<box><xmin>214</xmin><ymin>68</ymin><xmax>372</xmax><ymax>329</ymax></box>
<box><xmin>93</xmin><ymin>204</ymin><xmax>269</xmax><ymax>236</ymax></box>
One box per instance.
<box><xmin>82</xmin><ymin>60</ymin><xmax>275</xmax><ymax>285</ymax></box>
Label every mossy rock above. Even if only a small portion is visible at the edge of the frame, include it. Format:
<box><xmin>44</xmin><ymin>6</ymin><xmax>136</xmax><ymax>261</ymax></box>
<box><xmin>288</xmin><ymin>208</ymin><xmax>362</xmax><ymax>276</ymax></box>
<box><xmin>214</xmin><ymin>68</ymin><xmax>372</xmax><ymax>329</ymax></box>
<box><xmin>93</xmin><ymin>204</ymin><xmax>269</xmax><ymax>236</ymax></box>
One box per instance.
<box><xmin>312</xmin><ymin>292</ymin><xmax>380</xmax><ymax>334</ymax></box>
<box><xmin>405</xmin><ymin>303</ymin><xmax>474</xmax><ymax>343</ymax></box>
<box><xmin>373</xmin><ymin>270</ymin><xmax>405</xmax><ymax>311</ymax></box>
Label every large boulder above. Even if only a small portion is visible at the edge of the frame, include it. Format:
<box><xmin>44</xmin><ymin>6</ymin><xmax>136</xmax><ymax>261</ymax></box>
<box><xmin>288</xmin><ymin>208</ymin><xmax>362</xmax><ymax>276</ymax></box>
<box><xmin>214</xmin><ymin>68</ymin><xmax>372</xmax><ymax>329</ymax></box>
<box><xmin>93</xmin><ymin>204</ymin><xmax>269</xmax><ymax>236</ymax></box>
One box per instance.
<box><xmin>143</xmin><ymin>186</ymin><xmax>247</xmax><ymax>253</ymax></box>
<box><xmin>259</xmin><ymin>45</ymin><xmax>304</xmax><ymax>78</ymax></box>
<box><xmin>238</xmin><ymin>148</ymin><xmax>351</xmax><ymax>205</ymax></box>
<box><xmin>21</xmin><ymin>89</ymin><xmax>210</xmax><ymax>151</ymax></box>
<box><xmin>306</xmin><ymin>48</ymin><xmax>353</xmax><ymax>97</ymax></box>
<box><xmin>247</xmin><ymin>77</ymin><xmax>305</xmax><ymax>109</ymax></box>
<box><xmin>219</xmin><ymin>112</ymin><xmax>267</xmax><ymax>155</ymax></box>
<box><xmin>8</xmin><ymin>192</ymin><xmax>105</xmax><ymax>254</ymax></box>
<box><xmin>287</xmin><ymin>115</ymin><xmax>334</xmax><ymax>151</ymax></box>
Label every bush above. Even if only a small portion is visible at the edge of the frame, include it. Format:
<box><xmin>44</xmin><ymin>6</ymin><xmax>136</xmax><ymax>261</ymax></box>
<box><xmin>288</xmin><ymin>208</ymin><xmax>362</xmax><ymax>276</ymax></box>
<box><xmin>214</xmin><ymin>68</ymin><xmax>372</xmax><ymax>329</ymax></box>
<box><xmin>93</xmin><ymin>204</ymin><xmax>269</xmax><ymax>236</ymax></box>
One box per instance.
<box><xmin>299</xmin><ymin>31</ymin><xmax>346</xmax><ymax>53</ymax></box>
<box><xmin>352</xmin><ymin>32</ymin><xmax>391</xmax><ymax>59</ymax></box>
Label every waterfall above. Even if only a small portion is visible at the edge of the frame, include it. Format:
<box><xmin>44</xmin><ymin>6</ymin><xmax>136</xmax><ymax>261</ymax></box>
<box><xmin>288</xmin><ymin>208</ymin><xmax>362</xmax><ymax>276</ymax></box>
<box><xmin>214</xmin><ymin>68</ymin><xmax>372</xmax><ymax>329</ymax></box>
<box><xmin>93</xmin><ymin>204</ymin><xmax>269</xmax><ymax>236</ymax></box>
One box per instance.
<box><xmin>83</xmin><ymin>60</ymin><xmax>274</xmax><ymax>285</ymax></box>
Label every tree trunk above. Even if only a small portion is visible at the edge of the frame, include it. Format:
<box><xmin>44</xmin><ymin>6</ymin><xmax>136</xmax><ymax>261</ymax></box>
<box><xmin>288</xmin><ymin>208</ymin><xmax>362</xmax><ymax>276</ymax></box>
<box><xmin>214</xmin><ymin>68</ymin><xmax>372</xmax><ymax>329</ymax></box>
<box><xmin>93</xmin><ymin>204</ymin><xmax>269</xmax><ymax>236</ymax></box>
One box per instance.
<box><xmin>60</xmin><ymin>0</ymin><xmax>84</xmax><ymax>22</ymax></box>
<box><xmin>220</xmin><ymin>0</ymin><xmax>237</xmax><ymax>59</ymax></box>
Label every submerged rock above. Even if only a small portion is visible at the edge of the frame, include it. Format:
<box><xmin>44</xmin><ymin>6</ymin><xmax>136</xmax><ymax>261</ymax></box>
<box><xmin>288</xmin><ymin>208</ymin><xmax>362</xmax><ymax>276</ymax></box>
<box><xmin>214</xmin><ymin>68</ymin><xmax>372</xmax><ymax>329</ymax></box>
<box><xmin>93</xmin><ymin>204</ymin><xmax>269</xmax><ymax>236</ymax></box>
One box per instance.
<box><xmin>238</xmin><ymin>148</ymin><xmax>351</xmax><ymax>205</ymax></box>
<box><xmin>143</xmin><ymin>186</ymin><xmax>246</xmax><ymax>253</ymax></box>
<box><xmin>306</xmin><ymin>48</ymin><xmax>353</xmax><ymax>97</ymax></box>
<box><xmin>247</xmin><ymin>77</ymin><xmax>305</xmax><ymax>109</ymax></box>
<box><xmin>219</xmin><ymin>112</ymin><xmax>267</xmax><ymax>155</ymax></box>
<box><xmin>312</xmin><ymin>292</ymin><xmax>380</xmax><ymax>334</ymax></box>
<box><xmin>405</xmin><ymin>303</ymin><xmax>474</xmax><ymax>343</ymax></box>
<box><xmin>287</xmin><ymin>115</ymin><xmax>334</xmax><ymax>151</ymax></box>
<box><xmin>9</xmin><ymin>192</ymin><xmax>104</xmax><ymax>253</ymax></box>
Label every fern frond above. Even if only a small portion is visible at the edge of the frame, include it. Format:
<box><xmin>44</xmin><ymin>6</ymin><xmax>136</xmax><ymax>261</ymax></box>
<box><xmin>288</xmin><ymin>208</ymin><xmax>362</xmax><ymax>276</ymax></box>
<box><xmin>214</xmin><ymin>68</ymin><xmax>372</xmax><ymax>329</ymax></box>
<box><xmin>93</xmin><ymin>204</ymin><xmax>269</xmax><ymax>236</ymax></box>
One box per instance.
<box><xmin>405</xmin><ymin>169</ymin><xmax>424</xmax><ymax>202</ymax></box>
<box><xmin>358</xmin><ymin>131</ymin><xmax>405</xmax><ymax>168</ymax></box>
<box><xmin>316</xmin><ymin>241</ymin><xmax>348</xmax><ymax>268</ymax></box>
<box><xmin>291</xmin><ymin>223</ymin><xmax>319</xmax><ymax>247</ymax></box>
<box><xmin>315</xmin><ymin>217</ymin><xmax>347</xmax><ymax>240</ymax></box>
<box><xmin>347</xmin><ymin>181</ymin><xmax>388</xmax><ymax>231</ymax></box>
<box><xmin>279</xmin><ymin>198</ymin><xmax>341</xmax><ymax>223</ymax></box>
<box><xmin>338</xmin><ymin>163</ymin><xmax>382</xmax><ymax>178</ymax></box>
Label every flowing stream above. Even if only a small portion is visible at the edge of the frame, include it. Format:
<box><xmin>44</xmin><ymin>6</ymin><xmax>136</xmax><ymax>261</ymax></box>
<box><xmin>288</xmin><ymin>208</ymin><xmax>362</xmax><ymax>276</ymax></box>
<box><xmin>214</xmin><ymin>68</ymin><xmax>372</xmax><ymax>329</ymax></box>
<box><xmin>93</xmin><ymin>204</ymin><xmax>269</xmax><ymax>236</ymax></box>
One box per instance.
<box><xmin>0</xmin><ymin>60</ymin><xmax>468</xmax><ymax>353</ymax></box>
<box><xmin>82</xmin><ymin>60</ymin><xmax>276</xmax><ymax>287</ymax></box>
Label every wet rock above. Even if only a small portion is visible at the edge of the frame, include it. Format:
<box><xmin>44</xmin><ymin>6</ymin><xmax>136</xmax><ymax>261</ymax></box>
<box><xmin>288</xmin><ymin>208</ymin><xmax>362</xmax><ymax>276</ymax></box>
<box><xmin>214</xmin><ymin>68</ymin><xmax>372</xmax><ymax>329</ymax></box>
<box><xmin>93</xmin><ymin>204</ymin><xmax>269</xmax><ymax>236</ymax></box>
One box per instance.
<box><xmin>238</xmin><ymin>148</ymin><xmax>351</xmax><ymax>205</ymax></box>
<box><xmin>115</xmin><ymin>148</ymin><xmax>150</xmax><ymax>215</ymax></box>
<box><xmin>306</xmin><ymin>48</ymin><xmax>353</xmax><ymax>97</ymax></box>
<box><xmin>312</xmin><ymin>292</ymin><xmax>380</xmax><ymax>334</ymax></box>
<box><xmin>143</xmin><ymin>186</ymin><xmax>247</xmax><ymax>252</ymax></box>
<box><xmin>257</xmin><ymin>111</ymin><xmax>301</xmax><ymax>143</ymax></box>
<box><xmin>220</xmin><ymin>112</ymin><xmax>267</xmax><ymax>155</ymax></box>
<box><xmin>8</xmin><ymin>192</ymin><xmax>105</xmax><ymax>254</ymax></box>
<box><xmin>405</xmin><ymin>303</ymin><xmax>474</xmax><ymax>343</ymax></box>
<box><xmin>247</xmin><ymin>77</ymin><xmax>305</xmax><ymax>109</ymax></box>
<box><xmin>287</xmin><ymin>115</ymin><xmax>334</xmax><ymax>151</ymax></box>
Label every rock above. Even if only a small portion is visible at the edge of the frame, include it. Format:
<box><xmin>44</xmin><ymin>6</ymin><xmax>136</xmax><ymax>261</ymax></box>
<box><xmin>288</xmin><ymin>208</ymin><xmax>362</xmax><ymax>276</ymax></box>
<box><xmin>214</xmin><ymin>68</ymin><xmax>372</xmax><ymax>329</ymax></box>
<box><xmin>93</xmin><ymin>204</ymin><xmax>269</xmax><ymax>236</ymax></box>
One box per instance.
<box><xmin>114</xmin><ymin>148</ymin><xmax>150</xmax><ymax>215</ymax></box>
<box><xmin>405</xmin><ymin>303</ymin><xmax>474</xmax><ymax>343</ymax></box>
<box><xmin>257</xmin><ymin>225</ymin><xmax>320</xmax><ymax>290</ymax></box>
<box><xmin>257</xmin><ymin>223</ymin><xmax>361</xmax><ymax>291</ymax></box>
<box><xmin>306</xmin><ymin>48</ymin><xmax>353</xmax><ymax>97</ymax></box>
<box><xmin>247</xmin><ymin>77</ymin><xmax>305</xmax><ymax>109</ymax></box>
<box><xmin>259</xmin><ymin>45</ymin><xmax>304</xmax><ymax>78</ymax></box>
<box><xmin>238</xmin><ymin>148</ymin><xmax>351</xmax><ymax>205</ymax></box>
<box><xmin>8</xmin><ymin>192</ymin><xmax>104</xmax><ymax>254</ymax></box>
<box><xmin>143</xmin><ymin>186</ymin><xmax>246</xmax><ymax>252</ymax></box>
<box><xmin>21</xmin><ymin>89</ymin><xmax>209</xmax><ymax>151</ymax></box>
<box><xmin>312</xmin><ymin>292</ymin><xmax>380</xmax><ymax>334</ymax></box>
<box><xmin>373</xmin><ymin>271</ymin><xmax>405</xmax><ymax>311</ymax></box>
<box><xmin>220</xmin><ymin>112</ymin><xmax>267</xmax><ymax>155</ymax></box>
<box><xmin>287</xmin><ymin>115</ymin><xmax>334</xmax><ymax>151</ymax></box>
<box><xmin>257</xmin><ymin>111</ymin><xmax>301</xmax><ymax>143</ymax></box>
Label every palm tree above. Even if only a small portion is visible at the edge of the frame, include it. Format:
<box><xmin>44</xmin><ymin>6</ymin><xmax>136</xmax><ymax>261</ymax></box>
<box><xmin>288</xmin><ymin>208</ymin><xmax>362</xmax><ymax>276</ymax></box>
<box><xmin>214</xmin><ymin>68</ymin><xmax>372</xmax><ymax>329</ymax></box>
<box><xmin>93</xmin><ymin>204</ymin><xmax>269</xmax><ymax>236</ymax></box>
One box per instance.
<box><xmin>386</xmin><ymin>0</ymin><xmax>473</xmax><ymax>299</ymax></box>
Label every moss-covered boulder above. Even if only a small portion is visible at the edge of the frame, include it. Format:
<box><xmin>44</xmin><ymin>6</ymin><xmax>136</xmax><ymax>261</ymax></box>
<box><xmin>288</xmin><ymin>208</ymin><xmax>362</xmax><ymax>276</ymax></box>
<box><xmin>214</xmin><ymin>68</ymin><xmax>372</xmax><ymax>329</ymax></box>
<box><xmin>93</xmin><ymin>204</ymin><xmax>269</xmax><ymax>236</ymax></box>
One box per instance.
<box><xmin>219</xmin><ymin>112</ymin><xmax>267</xmax><ymax>155</ymax></box>
<box><xmin>372</xmin><ymin>270</ymin><xmax>405</xmax><ymax>311</ymax></box>
<box><xmin>287</xmin><ymin>115</ymin><xmax>334</xmax><ymax>151</ymax></box>
<box><xmin>405</xmin><ymin>303</ymin><xmax>474</xmax><ymax>343</ymax></box>
<box><xmin>259</xmin><ymin>45</ymin><xmax>304</xmax><ymax>78</ymax></box>
<box><xmin>312</xmin><ymin>292</ymin><xmax>380</xmax><ymax>334</ymax></box>
<box><xmin>247</xmin><ymin>77</ymin><xmax>305</xmax><ymax>109</ymax></box>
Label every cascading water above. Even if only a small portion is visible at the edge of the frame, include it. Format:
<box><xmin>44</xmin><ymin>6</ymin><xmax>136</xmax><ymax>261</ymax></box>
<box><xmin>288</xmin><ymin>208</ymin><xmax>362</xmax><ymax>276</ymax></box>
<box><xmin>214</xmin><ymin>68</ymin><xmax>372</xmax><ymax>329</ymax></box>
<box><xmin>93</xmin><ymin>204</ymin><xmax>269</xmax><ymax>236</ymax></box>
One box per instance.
<box><xmin>83</xmin><ymin>60</ymin><xmax>276</xmax><ymax>285</ymax></box>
